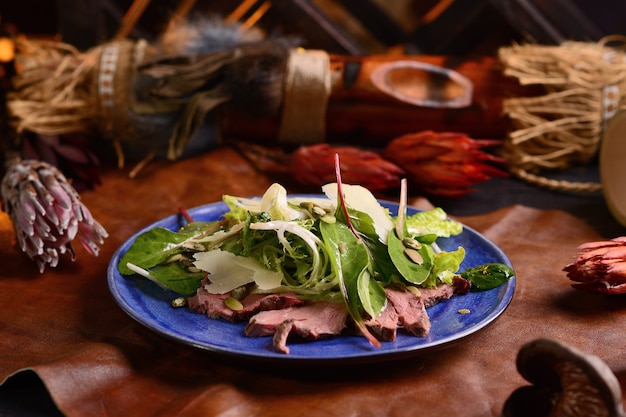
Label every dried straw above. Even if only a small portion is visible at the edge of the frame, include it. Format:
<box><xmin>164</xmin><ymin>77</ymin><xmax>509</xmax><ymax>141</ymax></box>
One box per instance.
<box><xmin>7</xmin><ymin>38</ymin><xmax>101</xmax><ymax>136</ymax></box>
<box><xmin>499</xmin><ymin>36</ymin><xmax>626</xmax><ymax>192</ymax></box>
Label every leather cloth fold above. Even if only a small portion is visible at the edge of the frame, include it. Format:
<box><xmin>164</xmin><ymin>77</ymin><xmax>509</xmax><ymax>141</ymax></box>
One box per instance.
<box><xmin>1</xmin><ymin>147</ymin><xmax>625</xmax><ymax>416</ymax></box>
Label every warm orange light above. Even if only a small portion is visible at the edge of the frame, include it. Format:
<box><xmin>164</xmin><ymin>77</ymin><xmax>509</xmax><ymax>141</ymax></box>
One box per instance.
<box><xmin>0</xmin><ymin>37</ymin><xmax>15</xmax><ymax>62</ymax></box>
<box><xmin>0</xmin><ymin>211</ymin><xmax>17</xmax><ymax>252</ymax></box>
<box><xmin>0</xmin><ymin>211</ymin><xmax>13</xmax><ymax>231</ymax></box>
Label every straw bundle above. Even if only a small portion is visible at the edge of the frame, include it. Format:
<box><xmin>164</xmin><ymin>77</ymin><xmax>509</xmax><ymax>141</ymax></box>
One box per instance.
<box><xmin>8</xmin><ymin>38</ymin><xmax>101</xmax><ymax>136</ymax></box>
<box><xmin>499</xmin><ymin>37</ymin><xmax>626</xmax><ymax>192</ymax></box>
<box><xmin>7</xmin><ymin>37</ymin><xmax>158</xmax><ymax>165</ymax></box>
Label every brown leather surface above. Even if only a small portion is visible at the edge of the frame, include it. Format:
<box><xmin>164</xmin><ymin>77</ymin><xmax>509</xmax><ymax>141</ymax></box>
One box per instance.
<box><xmin>2</xmin><ymin>146</ymin><xmax>626</xmax><ymax>416</ymax></box>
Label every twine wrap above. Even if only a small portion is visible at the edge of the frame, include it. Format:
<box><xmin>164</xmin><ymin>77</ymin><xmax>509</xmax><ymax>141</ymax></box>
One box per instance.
<box><xmin>278</xmin><ymin>49</ymin><xmax>331</xmax><ymax>145</ymax></box>
<box><xmin>499</xmin><ymin>37</ymin><xmax>626</xmax><ymax>192</ymax></box>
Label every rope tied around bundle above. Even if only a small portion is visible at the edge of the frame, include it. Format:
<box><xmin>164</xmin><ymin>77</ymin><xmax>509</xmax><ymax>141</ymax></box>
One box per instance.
<box><xmin>499</xmin><ymin>36</ymin><xmax>626</xmax><ymax>192</ymax></box>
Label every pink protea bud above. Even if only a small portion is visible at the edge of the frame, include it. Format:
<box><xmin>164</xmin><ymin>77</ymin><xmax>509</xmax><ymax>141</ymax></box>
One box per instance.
<box><xmin>382</xmin><ymin>131</ymin><xmax>508</xmax><ymax>197</ymax></box>
<box><xmin>563</xmin><ymin>237</ymin><xmax>626</xmax><ymax>294</ymax></box>
<box><xmin>1</xmin><ymin>159</ymin><xmax>108</xmax><ymax>272</ymax></box>
<box><xmin>290</xmin><ymin>144</ymin><xmax>404</xmax><ymax>191</ymax></box>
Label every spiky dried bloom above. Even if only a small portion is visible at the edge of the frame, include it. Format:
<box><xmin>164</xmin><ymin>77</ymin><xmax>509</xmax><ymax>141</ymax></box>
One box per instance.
<box><xmin>234</xmin><ymin>131</ymin><xmax>508</xmax><ymax>197</ymax></box>
<box><xmin>291</xmin><ymin>144</ymin><xmax>404</xmax><ymax>192</ymax></box>
<box><xmin>1</xmin><ymin>159</ymin><xmax>108</xmax><ymax>272</ymax></box>
<box><xmin>563</xmin><ymin>237</ymin><xmax>626</xmax><ymax>294</ymax></box>
<box><xmin>383</xmin><ymin>131</ymin><xmax>509</xmax><ymax>197</ymax></box>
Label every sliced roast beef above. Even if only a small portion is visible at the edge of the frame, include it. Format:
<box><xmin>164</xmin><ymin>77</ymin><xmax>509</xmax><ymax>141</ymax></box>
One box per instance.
<box><xmin>187</xmin><ymin>285</ymin><xmax>304</xmax><ymax>322</ymax></box>
<box><xmin>418</xmin><ymin>284</ymin><xmax>455</xmax><ymax>308</ymax></box>
<box><xmin>363</xmin><ymin>303</ymin><xmax>399</xmax><ymax>341</ymax></box>
<box><xmin>245</xmin><ymin>301</ymin><xmax>349</xmax><ymax>353</ymax></box>
<box><xmin>234</xmin><ymin>293</ymin><xmax>304</xmax><ymax>321</ymax></box>
<box><xmin>272</xmin><ymin>320</ymin><xmax>294</xmax><ymax>354</ymax></box>
<box><xmin>189</xmin><ymin>277</ymin><xmax>463</xmax><ymax>354</ymax></box>
<box><xmin>385</xmin><ymin>287</ymin><xmax>431</xmax><ymax>337</ymax></box>
<box><xmin>187</xmin><ymin>290</ymin><xmax>229</xmax><ymax>316</ymax></box>
<box><xmin>245</xmin><ymin>308</ymin><xmax>296</xmax><ymax>337</ymax></box>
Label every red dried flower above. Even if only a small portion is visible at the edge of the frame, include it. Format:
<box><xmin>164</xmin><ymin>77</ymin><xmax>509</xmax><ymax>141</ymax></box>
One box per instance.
<box><xmin>563</xmin><ymin>237</ymin><xmax>626</xmax><ymax>294</ymax></box>
<box><xmin>290</xmin><ymin>144</ymin><xmax>404</xmax><ymax>192</ymax></box>
<box><xmin>234</xmin><ymin>131</ymin><xmax>508</xmax><ymax>197</ymax></box>
<box><xmin>382</xmin><ymin>131</ymin><xmax>508</xmax><ymax>197</ymax></box>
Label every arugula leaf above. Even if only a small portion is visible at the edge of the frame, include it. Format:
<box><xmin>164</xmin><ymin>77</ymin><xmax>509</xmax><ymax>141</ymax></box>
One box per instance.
<box><xmin>356</xmin><ymin>268</ymin><xmax>387</xmax><ymax>318</ymax></box>
<box><xmin>319</xmin><ymin>221</ymin><xmax>369</xmax><ymax>302</ymax></box>
<box><xmin>414</xmin><ymin>233</ymin><xmax>438</xmax><ymax>245</ymax></box>
<box><xmin>339</xmin><ymin>206</ymin><xmax>378</xmax><ymax>238</ymax></box>
<box><xmin>319</xmin><ymin>218</ymin><xmax>382</xmax><ymax>347</ymax></box>
<box><xmin>145</xmin><ymin>262</ymin><xmax>205</xmax><ymax>295</ymax></box>
<box><xmin>178</xmin><ymin>221</ymin><xmax>215</xmax><ymax>233</ymax></box>
<box><xmin>332</xmin><ymin>205</ymin><xmax>395</xmax><ymax>284</ymax></box>
<box><xmin>118</xmin><ymin>227</ymin><xmax>204</xmax><ymax>276</ymax></box>
<box><xmin>387</xmin><ymin>229</ymin><xmax>434</xmax><ymax>285</ymax></box>
<box><xmin>461</xmin><ymin>263</ymin><xmax>515</xmax><ymax>291</ymax></box>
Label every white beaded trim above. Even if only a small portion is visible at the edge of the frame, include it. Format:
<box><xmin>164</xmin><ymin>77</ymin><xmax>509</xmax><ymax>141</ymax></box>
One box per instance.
<box><xmin>98</xmin><ymin>44</ymin><xmax>120</xmax><ymax>109</ymax></box>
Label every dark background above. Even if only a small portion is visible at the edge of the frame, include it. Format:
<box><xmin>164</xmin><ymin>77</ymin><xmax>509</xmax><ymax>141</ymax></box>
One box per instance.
<box><xmin>2</xmin><ymin>0</ymin><xmax>625</xmax><ymax>54</ymax></box>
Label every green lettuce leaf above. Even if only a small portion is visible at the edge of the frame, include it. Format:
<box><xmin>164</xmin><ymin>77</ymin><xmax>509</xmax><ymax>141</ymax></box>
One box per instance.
<box><xmin>405</xmin><ymin>208</ymin><xmax>463</xmax><ymax>238</ymax></box>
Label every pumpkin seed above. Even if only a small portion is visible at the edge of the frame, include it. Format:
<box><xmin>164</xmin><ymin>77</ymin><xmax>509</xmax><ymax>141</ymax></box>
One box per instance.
<box><xmin>312</xmin><ymin>206</ymin><xmax>327</xmax><ymax>216</ymax></box>
<box><xmin>165</xmin><ymin>253</ymin><xmax>184</xmax><ymax>264</ymax></box>
<box><xmin>402</xmin><ymin>237</ymin><xmax>422</xmax><ymax>250</ymax></box>
<box><xmin>320</xmin><ymin>214</ymin><xmax>336</xmax><ymax>224</ymax></box>
<box><xmin>338</xmin><ymin>241</ymin><xmax>348</xmax><ymax>254</ymax></box>
<box><xmin>404</xmin><ymin>248</ymin><xmax>424</xmax><ymax>265</ymax></box>
<box><xmin>406</xmin><ymin>286</ymin><xmax>421</xmax><ymax>297</ymax></box>
<box><xmin>225</xmin><ymin>296</ymin><xmax>244</xmax><ymax>311</ymax></box>
<box><xmin>299</xmin><ymin>201</ymin><xmax>314</xmax><ymax>212</ymax></box>
<box><xmin>231</xmin><ymin>285</ymin><xmax>248</xmax><ymax>300</ymax></box>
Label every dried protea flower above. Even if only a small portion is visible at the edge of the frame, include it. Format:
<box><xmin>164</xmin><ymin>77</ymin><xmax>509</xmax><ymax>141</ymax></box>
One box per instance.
<box><xmin>233</xmin><ymin>132</ymin><xmax>507</xmax><ymax>196</ymax></box>
<box><xmin>1</xmin><ymin>159</ymin><xmax>108</xmax><ymax>272</ymax></box>
<box><xmin>382</xmin><ymin>131</ymin><xmax>508</xmax><ymax>197</ymax></box>
<box><xmin>563</xmin><ymin>237</ymin><xmax>626</xmax><ymax>294</ymax></box>
<box><xmin>290</xmin><ymin>144</ymin><xmax>404</xmax><ymax>191</ymax></box>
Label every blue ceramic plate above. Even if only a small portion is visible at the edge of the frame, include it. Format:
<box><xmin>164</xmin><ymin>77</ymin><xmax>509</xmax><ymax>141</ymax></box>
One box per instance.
<box><xmin>107</xmin><ymin>198</ymin><xmax>515</xmax><ymax>364</ymax></box>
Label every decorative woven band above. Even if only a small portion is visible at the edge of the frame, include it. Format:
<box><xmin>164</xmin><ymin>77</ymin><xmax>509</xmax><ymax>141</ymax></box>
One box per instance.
<box><xmin>98</xmin><ymin>44</ymin><xmax>119</xmax><ymax>110</ymax></box>
<box><xmin>278</xmin><ymin>49</ymin><xmax>331</xmax><ymax>145</ymax></box>
<box><xmin>602</xmin><ymin>48</ymin><xmax>626</xmax><ymax>129</ymax></box>
<box><xmin>95</xmin><ymin>40</ymin><xmax>139</xmax><ymax>138</ymax></box>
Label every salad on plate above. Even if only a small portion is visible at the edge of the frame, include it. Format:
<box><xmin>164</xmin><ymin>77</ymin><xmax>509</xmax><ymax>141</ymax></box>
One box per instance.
<box><xmin>117</xmin><ymin>178</ymin><xmax>514</xmax><ymax>354</ymax></box>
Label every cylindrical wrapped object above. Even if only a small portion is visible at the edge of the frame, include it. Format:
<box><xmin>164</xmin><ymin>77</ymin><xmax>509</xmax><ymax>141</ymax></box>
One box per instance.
<box><xmin>219</xmin><ymin>54</ymin><xmax>520</xmax><ymax>146</ymax></box>
<box><xmin>7</xmin><ymin>38</ymin><xmax>523</xmax><ymax>164</ymax></box>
